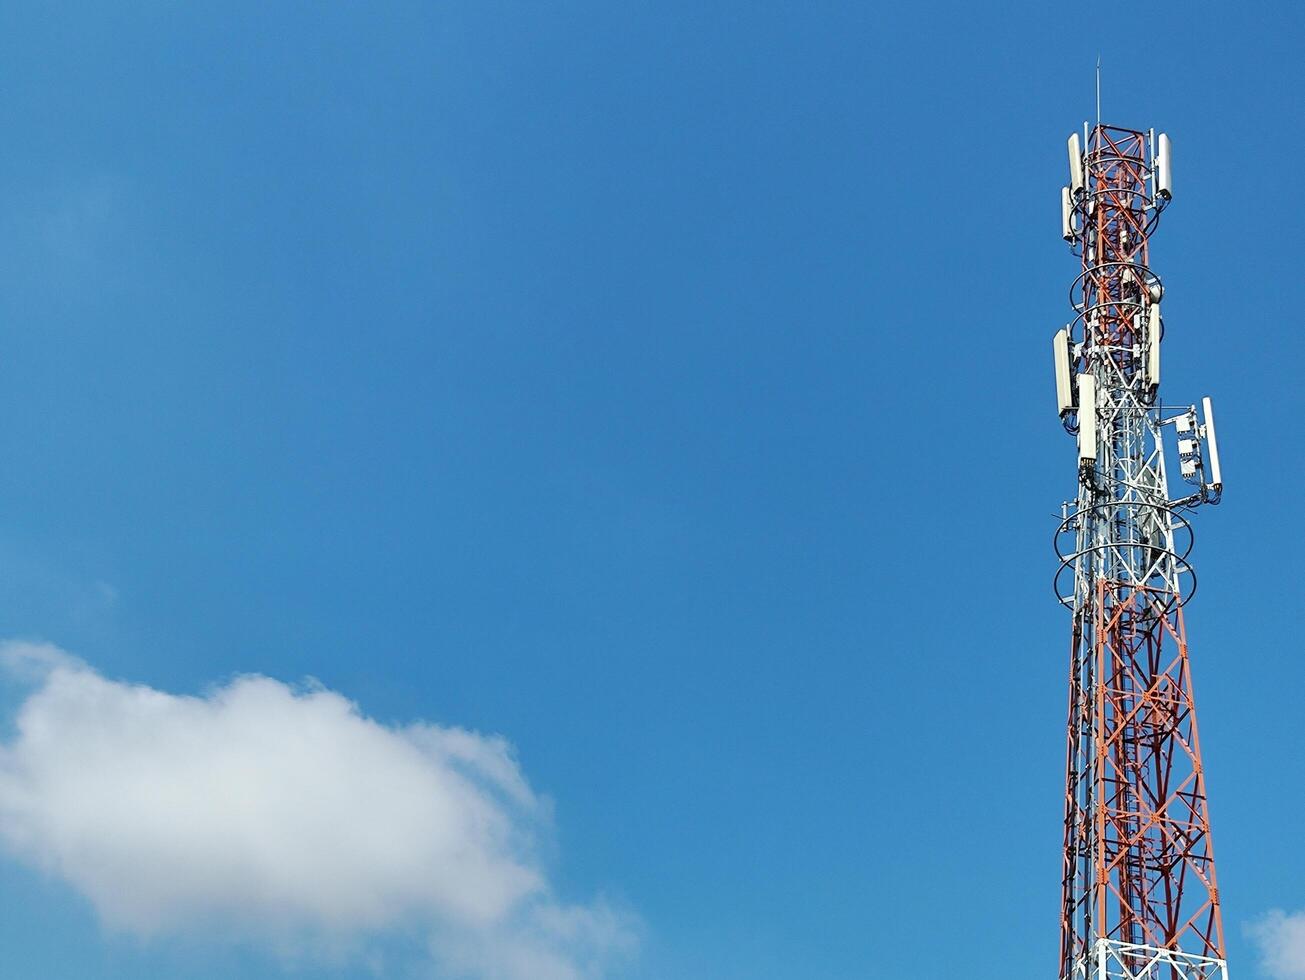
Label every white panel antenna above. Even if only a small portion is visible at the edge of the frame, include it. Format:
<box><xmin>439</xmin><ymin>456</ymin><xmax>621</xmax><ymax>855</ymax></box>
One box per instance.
<box><xmin>1146</xmin><ymin>304</ymin><xmax>1161</xmax><ymax>389</ymax></box>
<box><xmin>1156</xmin><ymin>133</ymin><xmax>1172</xmax><ymax>200</ymax></box>
<box><xmin>1202</xmin><ymin>396</ymin><xmax>1222</xmax><ymax>489</ymax></box>
<box><xmin>1077</xmin><ymin>373</ymin><xmax>1096</xmax><ymax>463</ymax></box>
<box><xmin>1068</xmin><ymin>133</ymin><xmax>1085</xmax><ymax>198</ymax></box>
<box><xmin>1061</xmin><ymin>186</ymin><xmax>1075</xmax><ymax>242</ymax></box>
<box><xmin>1054</xmin><ymin>328</ymin><xmax>1074</xmax><ymax>415</ymax></box>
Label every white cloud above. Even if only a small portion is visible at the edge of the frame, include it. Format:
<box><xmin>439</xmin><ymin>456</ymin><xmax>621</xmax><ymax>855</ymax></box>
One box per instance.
<box><xmin>1249</xmin><ymin>910</ymin><xmax>1305</xmax><ymax>980</ymax></box>
<box><xmin>0</xmin><ymin>641</ymin><xmax>636</xmax><ymax>978</ymax></box>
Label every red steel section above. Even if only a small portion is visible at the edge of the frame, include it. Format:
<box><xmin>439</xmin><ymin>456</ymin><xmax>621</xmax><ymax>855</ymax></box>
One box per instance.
<box><xmin>1091</xmin><ymin>579</ymin><xmax>1224</xmax><ymax>958</ymax></box>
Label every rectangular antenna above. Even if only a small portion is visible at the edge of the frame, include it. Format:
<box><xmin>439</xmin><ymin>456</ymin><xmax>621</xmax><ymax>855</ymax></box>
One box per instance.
<box><xmin>1156</xmin><ymin>133</ymin><xmax>1173</xmax><ymax>200</ymax></box>
<box><xmin>1068</xmin><ymin>134</ymin><xmax>1084</xmax><ymax>198</ymax></box>
<box><xmin>1054</xmin><ymin>328</ymin><xmax>1074</xmax><ymax>415</ymax></box>
<box><xmin>1202</xmin><ymin>396</ymin><xmax>1222</xmax><ymax>488</ymax></box>
<box><xmin>1147</xmin><ymin>304</ymin><xmax>1161</xmax><ymax>388</ymax></box>
<box><xmin>1077</xmin><ymin>373</ymin><xmax>1096</xmax><ymax>462</ymax></box>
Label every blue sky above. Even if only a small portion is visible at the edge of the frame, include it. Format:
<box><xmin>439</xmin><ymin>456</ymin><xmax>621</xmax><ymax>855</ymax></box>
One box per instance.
<box><xmin>0</xmin><ymin>3</ymin><xmax>1301</xmax><ymax>978</ymax></box>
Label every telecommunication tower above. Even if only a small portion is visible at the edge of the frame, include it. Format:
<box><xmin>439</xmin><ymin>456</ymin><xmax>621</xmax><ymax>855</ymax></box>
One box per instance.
<box><xmin>1052</xmin><ymin>122</ymin><xmax>1229</xmax><ymax>980</ymax></box>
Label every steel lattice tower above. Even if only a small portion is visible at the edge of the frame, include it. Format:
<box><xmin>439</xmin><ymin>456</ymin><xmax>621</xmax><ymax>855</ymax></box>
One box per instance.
<box><xmin>1052</xmin><ymin>123</ymin><xmax>1229</xmax><ymax>980</ymax></box>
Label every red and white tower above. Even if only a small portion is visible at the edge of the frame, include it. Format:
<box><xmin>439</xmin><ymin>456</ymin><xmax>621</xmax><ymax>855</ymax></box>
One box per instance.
<box><xmin>1052</xmin><ymin>122</ymin><xmax>1229</xmax><ymax>980</ymax></box>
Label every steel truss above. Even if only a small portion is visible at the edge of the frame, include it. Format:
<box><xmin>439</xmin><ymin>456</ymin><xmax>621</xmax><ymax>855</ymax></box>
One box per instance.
<box><xmin>1054</xmin><ymin>125</ymin><xmax>1227</xmax><ymax>980</ymax></box>
<box><xmin>1066</xmin><ymin>941</ymin><xmax>1228</xmax><ymax>980</ymax></box>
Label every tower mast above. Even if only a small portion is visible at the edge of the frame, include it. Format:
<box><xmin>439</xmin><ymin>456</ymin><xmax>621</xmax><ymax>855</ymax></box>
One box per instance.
<box><xmin>1053</xmin><ymin>122</ymin><xmax>1229</xmax><ymax>980</ymax></box>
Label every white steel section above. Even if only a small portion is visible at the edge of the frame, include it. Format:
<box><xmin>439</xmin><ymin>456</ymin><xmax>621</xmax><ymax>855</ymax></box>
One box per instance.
<box><xmin>1063</xmin><ymin>940</ymin><xmax>1230</xmax><ymax>980</ymax></box>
